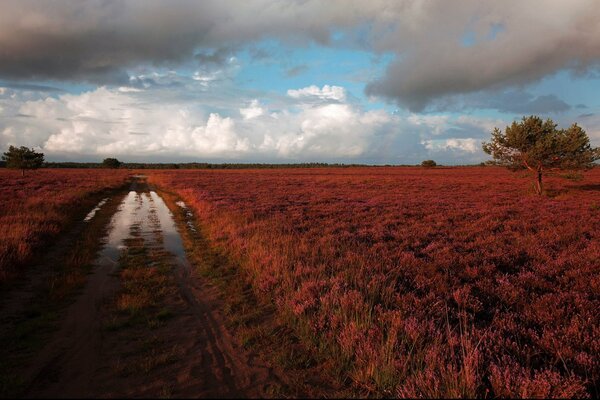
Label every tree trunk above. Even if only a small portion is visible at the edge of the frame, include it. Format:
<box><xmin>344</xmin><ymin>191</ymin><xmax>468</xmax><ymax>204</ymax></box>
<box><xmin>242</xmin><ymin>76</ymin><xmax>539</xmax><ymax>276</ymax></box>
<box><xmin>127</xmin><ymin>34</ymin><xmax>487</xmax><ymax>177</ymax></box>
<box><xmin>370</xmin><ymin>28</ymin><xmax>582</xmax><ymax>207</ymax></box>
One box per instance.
<box><xmin>536</xmin><ymin>166</ymin><xmax>543</xmax><ymax>195</ymax></box>
<box><xmin>21</xmin><ymin>169</ymin><xmax>25</xmax><ymax>177</ymax></box>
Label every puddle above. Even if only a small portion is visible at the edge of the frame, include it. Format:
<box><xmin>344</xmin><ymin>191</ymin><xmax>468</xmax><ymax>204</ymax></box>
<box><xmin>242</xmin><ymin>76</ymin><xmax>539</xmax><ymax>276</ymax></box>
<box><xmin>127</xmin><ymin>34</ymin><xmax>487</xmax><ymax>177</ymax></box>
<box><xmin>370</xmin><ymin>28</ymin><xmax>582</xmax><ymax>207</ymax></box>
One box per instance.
<box><xmin>176</xmin><ymin>200</ymin><xmax>197</xmax><ymax>232</ymax></box>
<box><xmin>149</xmin><ymin>191</ymin><xmax>187</xmax><ymax>259</ymax></box>
<box><xmin>95</xmin><ymin>188</ymin><xmax>188</xmax><ymax>267</ymax></box>
<box><xmin>84</xmin><ymin>198</ymin><xmax>109</xmax><ymax>222</ymax></box>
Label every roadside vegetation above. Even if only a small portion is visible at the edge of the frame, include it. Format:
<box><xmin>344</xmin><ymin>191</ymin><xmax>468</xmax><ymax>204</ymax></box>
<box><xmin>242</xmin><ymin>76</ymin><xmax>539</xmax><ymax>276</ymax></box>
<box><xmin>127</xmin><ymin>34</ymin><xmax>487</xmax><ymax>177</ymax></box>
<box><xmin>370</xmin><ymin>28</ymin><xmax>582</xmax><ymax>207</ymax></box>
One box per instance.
<box><xmin>149</xmin><ymin>166</ymin><xmax>600</xmax><ymax>398</ymax></box>
<box><xmin>0</xmin><ymin>169</ymin><xmax>129</xmax><ymax>281</ymax></box>
<box><xmin>159</xmin><ymin>188</ymin><xmax>344</xmax><ymax>398</ymax></box>
<box><xmin>0</xmin><ymin>188</ymin><xmax>127</xmax><ymax>397</ymax></box>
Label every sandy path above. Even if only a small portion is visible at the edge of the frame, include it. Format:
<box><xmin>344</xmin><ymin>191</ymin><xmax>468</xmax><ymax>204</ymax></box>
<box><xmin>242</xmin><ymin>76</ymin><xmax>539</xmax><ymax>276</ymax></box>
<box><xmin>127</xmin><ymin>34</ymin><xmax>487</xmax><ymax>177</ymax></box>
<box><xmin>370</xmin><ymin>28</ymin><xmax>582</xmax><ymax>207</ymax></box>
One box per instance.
<box><xmin>25</xmin><ymin>178</ymin><xmax>279</xmax><ymax>398</ymax></box>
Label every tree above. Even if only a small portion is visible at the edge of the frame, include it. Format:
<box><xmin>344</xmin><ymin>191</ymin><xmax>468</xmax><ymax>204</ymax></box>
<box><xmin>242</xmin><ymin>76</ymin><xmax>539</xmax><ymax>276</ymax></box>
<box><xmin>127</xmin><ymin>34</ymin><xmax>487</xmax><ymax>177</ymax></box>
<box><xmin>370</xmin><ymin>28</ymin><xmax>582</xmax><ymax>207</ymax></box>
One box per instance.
<box><xmin>421</xmin><ymin>159</ymin><xmax>437</xmax><ymax>167</ymax></box>
<box><xmin>102</xmin><ymin>157</ymin><xmax>121</xmax><ymax>169</ymax></box>
<box><xmin>2</xmin><ymin>146</ymin><xmax>45</xmax><ymax>176</ymax></box>
<box><xmin>483</xmin><ymin>116</ymin><xmax>600</xmax><ymax>194</ymax></box>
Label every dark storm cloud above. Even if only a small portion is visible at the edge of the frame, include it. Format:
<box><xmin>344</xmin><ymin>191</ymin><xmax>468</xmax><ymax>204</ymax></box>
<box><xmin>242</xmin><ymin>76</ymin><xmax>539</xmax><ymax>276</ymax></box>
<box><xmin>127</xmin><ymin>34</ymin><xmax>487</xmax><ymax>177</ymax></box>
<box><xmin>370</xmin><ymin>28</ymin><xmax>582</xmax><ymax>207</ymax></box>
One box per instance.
<box><xmin>361</xmin><ymin>1</ymin><xmax>600</xmax><ymax>111</ymax></box>
<box><xmin>432</xmin><ymin>90</ymin><xmax>571</xmax><ymax>114</ymax></box>
<box><xmin>195</xmin><ymin>48</ymin><xmax>237</xmax><ymax>67</ymax></box>
<box><xmin>578</xmin><ymin>113</ymin><xmax>595</xmax><ymax>119</ymax></box>
<box><xmin>0</xmin><ymin>1</ymin><xmax>217</xmax><ymax>83</ymax></box>
<box><xmin>1</xmin><ymin>1</ymin><xmax>599</xmax><ymax>109</ymax></box>
<box><xmin>0</xmin><ymin>0</ymin><xmax>365</xmax><ymax>83</ymax></box>
<box><xmin>0</xmin><ymin>82</ymin><xmax>65</xmax><ymax>93</ymax></box>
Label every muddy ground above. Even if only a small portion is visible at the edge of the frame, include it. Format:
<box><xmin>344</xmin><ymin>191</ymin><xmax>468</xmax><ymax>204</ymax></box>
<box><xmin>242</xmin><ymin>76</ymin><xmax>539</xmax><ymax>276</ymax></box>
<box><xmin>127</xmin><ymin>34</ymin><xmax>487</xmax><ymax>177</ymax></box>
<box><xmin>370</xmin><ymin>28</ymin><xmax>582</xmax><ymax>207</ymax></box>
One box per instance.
<box><xmin>0</xmin><ymin>177</ymin><xmax>290</xmax><ymax>398</ymax></box>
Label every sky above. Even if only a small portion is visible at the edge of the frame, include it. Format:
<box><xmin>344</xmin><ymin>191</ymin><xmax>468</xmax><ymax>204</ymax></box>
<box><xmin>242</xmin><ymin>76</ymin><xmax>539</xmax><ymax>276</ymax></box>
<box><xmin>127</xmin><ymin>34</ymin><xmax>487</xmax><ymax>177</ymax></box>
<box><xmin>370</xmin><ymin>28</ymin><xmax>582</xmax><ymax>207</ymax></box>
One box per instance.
<box><xmin>0</xmin><ymin>0</ymin><xmax>599</xmax><ymax>164</ymax></box>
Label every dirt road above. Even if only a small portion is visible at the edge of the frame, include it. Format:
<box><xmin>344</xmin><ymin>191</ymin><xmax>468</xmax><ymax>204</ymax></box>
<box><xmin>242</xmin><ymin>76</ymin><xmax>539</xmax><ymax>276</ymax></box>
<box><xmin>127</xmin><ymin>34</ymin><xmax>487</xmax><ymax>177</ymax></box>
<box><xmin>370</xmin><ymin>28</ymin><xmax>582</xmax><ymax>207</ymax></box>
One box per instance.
<box><xmin>24</xmin><ymin>177</ymin><xmax>280</xmax><ymax>398</ymax></box>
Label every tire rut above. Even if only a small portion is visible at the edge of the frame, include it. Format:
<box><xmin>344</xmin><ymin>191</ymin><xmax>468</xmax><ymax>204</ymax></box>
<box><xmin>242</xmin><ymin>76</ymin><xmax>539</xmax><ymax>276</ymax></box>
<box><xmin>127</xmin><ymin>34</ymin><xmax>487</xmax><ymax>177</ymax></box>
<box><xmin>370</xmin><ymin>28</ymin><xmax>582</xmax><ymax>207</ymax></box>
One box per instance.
<box><xmin>24</xmin><ymin>176</ymin><xmax>279</xmax><ymax>398</ymax></box>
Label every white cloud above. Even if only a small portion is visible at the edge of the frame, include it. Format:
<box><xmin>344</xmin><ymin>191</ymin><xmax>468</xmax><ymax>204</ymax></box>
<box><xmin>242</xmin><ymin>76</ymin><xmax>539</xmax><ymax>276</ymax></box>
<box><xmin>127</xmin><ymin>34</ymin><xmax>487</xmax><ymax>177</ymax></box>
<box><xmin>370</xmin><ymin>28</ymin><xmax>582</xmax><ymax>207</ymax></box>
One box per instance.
<box><xmin>192</xmin><ymin>71</ymin><xmax>219</xmax><ymax>85</ymax></box>
<box><xmin>576</xmin><ymin>113</ymin><xmax>600</xmax><ymax>146</ymax></box>
<box><xmin>239</xmin><ymin>99</ymin><xmax>264</xmax><ymax>119</ymax></box>
<box><xmin>191</xmin><ymin>113</ymin><xmax>249</xmax><ymax>153</ymax></box>
<box><xmin>407</xmin><ymin>114</ymin><xmax>450</xmax><ymax>136</ymax></box>
<box><xmin>0</xmin><ymin>83</ymin><xmax>514</xmax><ymax>163</ymax></box>
<box><xmin>287</xmin><ymin>85</ymin><xmax>346</xmax><ymax>102</ymax></box>
<box><xmin>455</xmin><ymin>115</ymin><xmax>505</xmax><ymax>133</ymax></box>
<box><xmin>4</xmin><ymin>86</ymin><xmax>376</xmax><ymax>159</ymax></box>
<box><xmin>117</xmin><ymin>86</ymin><xmax>142</xmax><ymax>93</ymax></box>
<box><xmin>422</xmin><ymin>138</ymin><xmax>480</xmax><ymax>153</ymax></box>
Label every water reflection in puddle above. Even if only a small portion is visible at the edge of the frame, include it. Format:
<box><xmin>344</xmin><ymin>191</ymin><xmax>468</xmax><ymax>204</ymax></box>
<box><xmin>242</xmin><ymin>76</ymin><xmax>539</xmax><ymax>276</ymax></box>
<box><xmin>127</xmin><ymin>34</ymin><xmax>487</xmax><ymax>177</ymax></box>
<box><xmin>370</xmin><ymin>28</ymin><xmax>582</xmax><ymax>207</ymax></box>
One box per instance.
<box><xmin>96</xmin><ymin>189</ymin><xmax>188</xmax><ymax>267</ymax></box>
<box><xmin>149</xmin><ymin>191</ymin><xmax>187</xmax><ymax>260</ymax></box>
<box><xmin>84</xmin><ymin>198</ymin><xmax>109</xmax><ymax>222</ymax></box>
<box><xmin>176</xmin><ymin>200</ymin><xmax>197</xmax><ymax>232</ymax></box>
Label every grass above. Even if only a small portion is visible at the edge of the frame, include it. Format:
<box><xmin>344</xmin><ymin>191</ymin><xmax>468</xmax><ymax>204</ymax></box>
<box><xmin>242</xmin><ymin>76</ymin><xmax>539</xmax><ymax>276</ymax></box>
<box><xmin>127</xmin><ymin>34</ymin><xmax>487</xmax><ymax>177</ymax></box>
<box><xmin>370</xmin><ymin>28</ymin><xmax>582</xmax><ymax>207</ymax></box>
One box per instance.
<box><xmin>0</xmin><ymin>169</ymin><xmax>130</xmax><ymax>282</ymax></box>
<box><xmin>148</xmin><ymin>167</ymin><xmax>600</xmax><ymax>398</ymax></box>
<box><xmin>157</xmin><ymin>187</ymin><xmax>346</xmax><ymax>398</ymax></box>
<box><xmin>0</xmin><ymin>189</ymin><xmax>128</xmax><ymax>398</ymax></box>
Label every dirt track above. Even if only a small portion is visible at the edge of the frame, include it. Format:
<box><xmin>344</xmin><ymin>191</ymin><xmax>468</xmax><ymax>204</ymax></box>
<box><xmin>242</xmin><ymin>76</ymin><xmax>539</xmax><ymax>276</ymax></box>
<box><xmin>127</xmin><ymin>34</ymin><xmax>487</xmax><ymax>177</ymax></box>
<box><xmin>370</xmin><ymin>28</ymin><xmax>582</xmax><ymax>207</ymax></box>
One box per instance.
<box><xmin>23</xmin><ymin>177</ymin><xmax>280</xmax><ymax>398</ymax></box>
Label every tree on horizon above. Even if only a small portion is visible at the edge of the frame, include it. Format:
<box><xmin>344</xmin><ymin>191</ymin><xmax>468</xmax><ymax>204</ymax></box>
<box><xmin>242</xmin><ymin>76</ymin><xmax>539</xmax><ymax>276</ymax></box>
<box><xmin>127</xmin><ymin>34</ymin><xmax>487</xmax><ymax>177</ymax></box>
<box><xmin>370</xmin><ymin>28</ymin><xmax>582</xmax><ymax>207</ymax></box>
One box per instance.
<box><xmin>2</xmin><ymin>145</ymin><xmax>45</xmax><ymax>176</ymax></box>
<box><xmin>102</xmin><ymin>158</ymin><xmax>122</xmax><ymax>169</ymax></box>
<box><xmin>483</xmin><ymin>116</ymin><xmax>600</xmax><ymax>194</ymax></box>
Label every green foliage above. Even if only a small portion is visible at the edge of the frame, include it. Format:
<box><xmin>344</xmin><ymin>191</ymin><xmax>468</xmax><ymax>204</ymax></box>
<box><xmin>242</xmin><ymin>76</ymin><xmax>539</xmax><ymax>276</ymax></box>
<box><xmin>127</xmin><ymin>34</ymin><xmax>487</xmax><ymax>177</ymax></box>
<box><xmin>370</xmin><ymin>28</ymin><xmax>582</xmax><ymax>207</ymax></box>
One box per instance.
<box><xmin>482</xmin><ymin>116</ymin><xmax>600</xmax><ymax>193</ymax></box>
<box><xmin>1</xmin><ymin>146</ymin><xmax>44</xmax><ymax>174</ymax></box>
<box><xmin>421</xmin><ymin>159</ymin><xmax>437</xmax><ymax>167</ymax></box>
<box><xmin>102</xmin><ymin>157</ymin><xmax>122</xmax><ymax>169</ymax></box>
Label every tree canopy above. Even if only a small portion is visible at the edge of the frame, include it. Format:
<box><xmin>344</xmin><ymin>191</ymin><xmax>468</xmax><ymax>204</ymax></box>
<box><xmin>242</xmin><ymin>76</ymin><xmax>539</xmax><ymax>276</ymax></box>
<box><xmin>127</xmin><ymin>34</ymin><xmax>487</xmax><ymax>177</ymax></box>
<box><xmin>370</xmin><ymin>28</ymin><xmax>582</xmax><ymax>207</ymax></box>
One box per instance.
<box><xmin>102</xmin><ymin>157</ymin><xmax>122</xmax><ymax>169</ymax></box>
<box><xmin>482</xmin><ymin>116</ymin><xmax>599</xmax><ymax>194</ymax></box>
<box><xmin>1</xmin><ymin>145</ymin><xmax>45</xmax><ymax>176</ymax></box>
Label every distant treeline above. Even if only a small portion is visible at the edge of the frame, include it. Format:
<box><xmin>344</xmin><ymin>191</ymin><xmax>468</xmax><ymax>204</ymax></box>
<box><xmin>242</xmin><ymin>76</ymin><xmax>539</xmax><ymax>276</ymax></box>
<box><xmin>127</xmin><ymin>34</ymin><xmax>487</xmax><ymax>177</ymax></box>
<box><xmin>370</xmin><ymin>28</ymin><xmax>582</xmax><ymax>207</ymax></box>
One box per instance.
<box><xmin>40</xmin><ymin>162</ymin><xmax>402</xmax><ymax>169</ymax></box>
<box><xmin>7</xmin><ymin>160</ymin><xmax>582</xmax><ymax>169</ymax></box>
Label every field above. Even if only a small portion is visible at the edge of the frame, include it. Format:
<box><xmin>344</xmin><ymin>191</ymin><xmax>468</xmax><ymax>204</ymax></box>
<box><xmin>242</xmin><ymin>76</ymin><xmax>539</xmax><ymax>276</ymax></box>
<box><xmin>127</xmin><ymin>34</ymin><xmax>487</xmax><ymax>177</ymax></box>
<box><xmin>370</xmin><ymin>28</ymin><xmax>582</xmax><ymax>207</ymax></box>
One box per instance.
<box><xmin>1</xmin><ymin>166</ymin><xmax>598</xmax><ymax>398</ymax></box>
<box><xmin>0</xmin><ymin>169</ymin><xmax>129</xmax><ymax>281</ymax></box>
<box><xmin>148</xmin><ymin>167</ymin><xmax>600</xmax><ymax>398</ymax></box>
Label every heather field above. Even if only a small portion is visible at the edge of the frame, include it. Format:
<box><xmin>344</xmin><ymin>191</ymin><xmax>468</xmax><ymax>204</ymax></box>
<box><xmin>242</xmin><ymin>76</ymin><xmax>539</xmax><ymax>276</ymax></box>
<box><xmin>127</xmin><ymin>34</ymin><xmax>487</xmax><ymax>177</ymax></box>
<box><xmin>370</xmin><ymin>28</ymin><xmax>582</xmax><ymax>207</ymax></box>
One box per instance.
<box><xmin>0</xmin><ymin>169</ymin><xmax>129</xmax><ymax>281</ymax></box>
<box><xmin>148</xmin><ymin>167</ymin><xmax>600</xmax><ymax>398</ymax></box>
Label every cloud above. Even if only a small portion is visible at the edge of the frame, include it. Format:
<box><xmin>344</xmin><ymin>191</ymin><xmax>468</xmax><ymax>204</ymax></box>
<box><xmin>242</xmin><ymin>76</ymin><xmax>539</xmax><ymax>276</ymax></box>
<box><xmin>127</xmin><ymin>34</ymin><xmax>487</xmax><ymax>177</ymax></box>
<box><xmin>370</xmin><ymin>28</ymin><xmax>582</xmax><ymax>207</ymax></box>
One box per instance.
<box><xmin>574</xmin><ymin>113</ymin><xmax>600</xmax><ymax>146</ymax></box>
<box><xmin>578</xmin><ymin>113</ymin><xmax>595</xmax><ymax>119</ymax></box>
<box><xmin>285</xmin><ymin>65</ymin><xmax>309</xmax><ymax>77</ymax></box>
<box><xmin>422</xmin><ymin>138</ymin><xmax>480</xmax><ymax>154</ymax></box>
<box><xmin>1</xmin><ymin>0</ymin><xmax>598</xmax><ymax>110</ymax></box>
<box><xmin>195</xmin><ymin>47</ymin><xmax>237</xmax><ymax>67</ymax></box>
<box><xmin>0</xmin><ymin>83</ymin><xmax>515</xmax><ymax>164</ymax></box>
<box><xmin>287</xmin><ymin>85</ymin><xmax>346</xmax><ymax>102</ymax></box>
<box><xmin>432</xmin><ymin>90</ymin><xmax>572</xmax><ymax>114</ymax></box>
<box><xmin>365</xmin><ymin>1</ymin><xmax>600</xmax><ymax>110</ymax></box>
<box><xmin>239</xmin><ymin>99</ymin><xmax>264</xmax><ymax>119</ymax></box>
<box><xmin>0</xmin><ymin>82</ymin><xmax>65</xmax><ymax>93</ymax></box>
<box><xmin>0</xmin><ymin>0</ymin><xmax>372</xmax><ymax>83</ymax></box>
